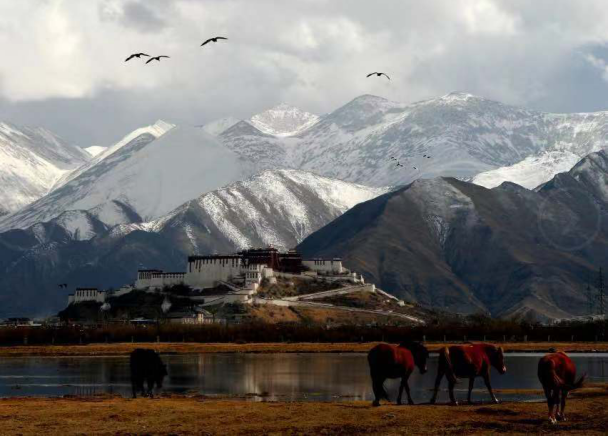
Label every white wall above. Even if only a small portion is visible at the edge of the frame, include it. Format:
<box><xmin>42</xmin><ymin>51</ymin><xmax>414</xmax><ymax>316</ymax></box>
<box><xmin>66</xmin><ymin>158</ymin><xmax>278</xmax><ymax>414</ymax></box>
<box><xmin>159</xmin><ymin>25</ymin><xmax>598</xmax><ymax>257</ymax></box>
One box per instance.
<box><xmin>185</xmin><ymin>257</ymin><xmax>245</xmax><ymax>288</ymax></box>
<box><xmin>303</xmin><ymin>259</ymin><xmax>344</xmax><ymax>274</ymax></box>
<box><xmin>72</xmin><ymin>289</ymin><xmax>106</xmax><ymax>303</ymax></box>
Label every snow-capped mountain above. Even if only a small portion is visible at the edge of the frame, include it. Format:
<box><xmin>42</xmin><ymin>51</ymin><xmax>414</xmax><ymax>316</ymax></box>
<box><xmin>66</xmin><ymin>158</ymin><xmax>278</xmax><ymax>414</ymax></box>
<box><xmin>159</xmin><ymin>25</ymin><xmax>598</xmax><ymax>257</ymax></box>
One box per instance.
<box><xmin>120</xmin><ymin>169</ymin><xmax>390</xmax><ymax>251</ymax></box>
<box><xmin>201</xmin><ymin>116</ymin><xmax>240</xmax><ymax>136</ymax></box>
<box><xmin>0</xmin><ymin>121</ymin><xmax>243</xmax><ymax>231</ymax></box>
<box><xmin>0</xmin><ymin>122</ymin><xmax>90</xmax><ymax>215</ymax></box>
<box><xmin>471</xmin><ymin>151</ymin><xmax>585</xmax><ymax>189</ymax></box>
<box><xmin>249</xmin><ymin>103</ymin><xmax>320</xmax><ymax>137</ymax></box>
<box><xmin>0</xmin><ymin>169</ymin><xmax>389</xmax><ymax>316</ymax></box>
<box><xmin>220</xmin><ymin>93</ymin><xmax>607</xmax><ymax>187</ymax></box>
<box><xmin>84</xmin><ymin>145</ymin><xmax>108</xmax><ymax>157</ymax></box>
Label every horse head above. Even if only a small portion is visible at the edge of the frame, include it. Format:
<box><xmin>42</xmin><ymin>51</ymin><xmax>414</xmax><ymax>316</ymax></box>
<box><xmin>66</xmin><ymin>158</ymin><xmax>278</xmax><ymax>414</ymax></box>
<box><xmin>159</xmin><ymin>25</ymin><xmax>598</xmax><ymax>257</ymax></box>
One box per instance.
<box><xmin>486</xmin><ymin>345</ymin><xmax>506</xmax><ymax>375</ymax></box>
<box><xmin>400</xmin><ymin>340</ymin><xmax>429</xmax><ymax>374</ymax></box>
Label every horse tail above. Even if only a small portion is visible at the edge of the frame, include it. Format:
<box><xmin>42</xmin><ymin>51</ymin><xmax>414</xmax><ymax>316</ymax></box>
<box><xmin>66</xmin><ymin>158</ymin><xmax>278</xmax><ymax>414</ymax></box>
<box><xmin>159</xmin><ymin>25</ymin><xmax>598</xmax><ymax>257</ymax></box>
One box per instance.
<box><xmin>440</xmin><ymin>347</ymin><xmax>457</xmax><ymax>384</ymax></box>
<box><xmin>567</xmin><ymin>373</ymin><xmax>586</xmax><ymax>391</ymax></box>
<box><xmin>547</xmin><ymin>364</ymin><xmax>586</xmax><ymax>391</ymax></box>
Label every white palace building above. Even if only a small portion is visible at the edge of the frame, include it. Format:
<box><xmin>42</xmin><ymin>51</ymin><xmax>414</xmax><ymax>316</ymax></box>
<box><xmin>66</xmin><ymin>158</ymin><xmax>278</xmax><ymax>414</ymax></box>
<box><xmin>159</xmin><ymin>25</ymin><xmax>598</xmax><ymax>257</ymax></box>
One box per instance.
<box><xmin>68</xmin><ymin>248</ymin><xmax>363</xmax><ymax>306</ymax></box>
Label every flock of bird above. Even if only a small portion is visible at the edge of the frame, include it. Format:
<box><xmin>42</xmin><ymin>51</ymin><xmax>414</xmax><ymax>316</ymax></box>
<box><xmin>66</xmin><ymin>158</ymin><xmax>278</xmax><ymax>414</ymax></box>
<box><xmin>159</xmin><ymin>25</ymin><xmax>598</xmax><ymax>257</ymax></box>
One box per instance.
<box><xmin>124</xmin><ymin>36</ymin><xmax>228</xmax><ymax>64</ymax></box>
<box><xmin>391</xmin><ymin>154</ymin><xmax>431</xmax><ymax>171</ymax></box>
<box><xmin>125</xmin><ymin>37</ymin><xmax>426</xmax><ymax>177</ymax></box>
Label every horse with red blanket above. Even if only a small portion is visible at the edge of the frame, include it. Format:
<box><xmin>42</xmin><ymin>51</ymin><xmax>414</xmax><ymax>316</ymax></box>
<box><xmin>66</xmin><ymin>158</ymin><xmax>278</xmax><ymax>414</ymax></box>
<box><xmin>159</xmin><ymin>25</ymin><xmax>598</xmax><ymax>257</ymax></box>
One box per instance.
<box><xmin>429</xmin><ymin>343</ymin><xmax>506</xmax><ymax>405</ymax></box>
<box><xmin>367</xmin><ymin>340</ymin><xmax>429</xmax><ymax>406</ymax></box>
<box><xmin>538</xmin><ymin>351</ymin><xmax>585</xmax><ymax>424</ymax></box>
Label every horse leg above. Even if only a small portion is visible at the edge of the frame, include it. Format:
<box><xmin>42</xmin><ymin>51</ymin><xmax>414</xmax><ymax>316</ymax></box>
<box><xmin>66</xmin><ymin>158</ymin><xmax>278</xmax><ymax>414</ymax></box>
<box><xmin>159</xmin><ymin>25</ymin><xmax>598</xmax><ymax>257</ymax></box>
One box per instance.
<box><xmin>429</xmin><ymin>370</ymin><xmax>444</xmax><ymax>404</ymax></box>
<box><xmin>482</xmin><ymin>373</ymin><xmax>498</xmax><ymax>404</ymax></box>
<box><xmin>543</xmin><ymin>387</ymin><xmax>555</xmax><ymax>423</ymax></box>
<box><xmin>467</xmin><ymin>377</ymin><xmax>475</xmax><ymax>404</ymax></box>
<box><xmin>397</xmin><ymin>377</ymin><xmax>405</xmax><ymax>405</ymax></box>
<box><xmin>371</xmin><ymin>375</ymin><xmax>384</xmax><ymax>407</ymax></box>
<box><xmin>551</xmin><ymin>389</ymin><xmax>560</xmax><ymax>423</ymax></box>
<box><xmin>146</xmin><ymin>378</ymin><xmax>154</xmax><ymax>398</ymax></box>
<box><xmin>404</xmin><ymin>379</ymin><xmax>414</xmax><ymax>405</ymax></box>
<box><xmin>557</xmin><ymin>390</ymin><xmax>568</xmax><ymax>421</ymax></box>
<box><xmin>448</xmin><ymin>379</ymin><xmax>458</xmax><ymax>406</ymax></box>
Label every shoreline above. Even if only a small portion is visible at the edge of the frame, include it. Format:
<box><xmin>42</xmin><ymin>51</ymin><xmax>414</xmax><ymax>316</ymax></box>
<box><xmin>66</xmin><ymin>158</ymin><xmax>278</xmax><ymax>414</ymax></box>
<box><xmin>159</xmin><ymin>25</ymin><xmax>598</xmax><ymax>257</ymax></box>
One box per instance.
<box><xmin>0</xmin><ymin>341</ymin><xmax>606</xmax><ymax>357</ymax></box>
<box><xmin>0</xmin><ymin>386</ymin><xmax>606</xmax><ymax>435</ymax></box>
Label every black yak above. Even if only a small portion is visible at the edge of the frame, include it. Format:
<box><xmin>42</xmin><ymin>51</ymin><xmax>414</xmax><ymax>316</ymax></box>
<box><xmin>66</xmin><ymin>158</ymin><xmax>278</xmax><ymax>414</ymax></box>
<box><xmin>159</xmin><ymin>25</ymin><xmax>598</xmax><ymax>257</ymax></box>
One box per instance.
<box><xmin>129</xmin><ymin>348</ymin><xmax>168</xmax><ymax>398</ymax></box>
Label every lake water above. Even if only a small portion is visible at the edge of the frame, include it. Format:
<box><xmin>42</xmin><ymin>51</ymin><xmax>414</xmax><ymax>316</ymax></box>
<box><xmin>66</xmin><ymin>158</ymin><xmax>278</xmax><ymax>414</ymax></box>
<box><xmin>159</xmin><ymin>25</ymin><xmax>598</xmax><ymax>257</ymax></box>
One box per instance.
<box><xmin>0</xmin><ymin>353</ymin><xmax>606</xmax><ymax>403</ymax></box>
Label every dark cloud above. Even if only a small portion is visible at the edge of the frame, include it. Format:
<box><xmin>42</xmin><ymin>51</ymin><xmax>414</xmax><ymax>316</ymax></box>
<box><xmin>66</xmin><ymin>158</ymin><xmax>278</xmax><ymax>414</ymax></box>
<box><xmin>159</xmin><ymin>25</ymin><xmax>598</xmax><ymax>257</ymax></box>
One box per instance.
<box><xmin>120</xmin><ymin>1</ymin><xmax>168</xmax><ymax>33</ymax></box>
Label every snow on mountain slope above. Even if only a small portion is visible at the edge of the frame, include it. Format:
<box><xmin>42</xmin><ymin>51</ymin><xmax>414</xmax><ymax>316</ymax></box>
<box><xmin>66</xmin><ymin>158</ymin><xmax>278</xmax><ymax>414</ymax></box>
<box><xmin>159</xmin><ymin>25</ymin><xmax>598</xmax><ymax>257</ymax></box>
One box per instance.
<box><xmin>120</xmin><ymin>169</ymin><xmax>390</xmax><ymax>252</ymax></box>
<box><xmin>249</xmin><ymin>104</ymin><xmax>320</xmax><ymax>137</ymax></box>
<box><xmin>53</xmin><ymin>120</ymin><xmax>174</xmax><ymax>189</ymax></box>
<box><xmin>84</xmin><ymin>145</ymin><xmax>108</xmax><ymax>157</ymax></box>
<box><xmin>0</xmin><ymin>124</ymin><xmax>243</xmax><ymax>231</ymax></box>
<box><xmin>201</xmin><ymin>117</ymin><xmax>240</xmax><ymax>136</ymax></box>
<box><xmin>220</xmin><ymin>120</ymin><xmax>290</xmax><ymax>175</ymax></box>
<box><xmin>0</xmin><ymin>122</ymin><xmax>90</xmax><ymax>215</ymax></box>
<box><xmin>220</xmin><ymin>93</ymin><xmax>607</xmax><ymax>188</ymax></box>
<box><xmin>471</xmin><ymin>151</ymin><xmax>584</xmax><ymax>189</ymax></box>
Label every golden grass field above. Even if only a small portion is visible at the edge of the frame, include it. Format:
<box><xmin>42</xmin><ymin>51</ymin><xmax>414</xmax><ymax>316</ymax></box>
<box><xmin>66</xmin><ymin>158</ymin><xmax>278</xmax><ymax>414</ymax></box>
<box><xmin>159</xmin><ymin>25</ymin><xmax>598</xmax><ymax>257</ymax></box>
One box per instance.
<box><xmin>0</xmin><ymin>384</ymin><xmax>606</xmax><ymax>435</ymax></box>
<box><xmin>0</xmin><ymin>341</ymin><xmax>605</xmax><ymax>357</ymax></box>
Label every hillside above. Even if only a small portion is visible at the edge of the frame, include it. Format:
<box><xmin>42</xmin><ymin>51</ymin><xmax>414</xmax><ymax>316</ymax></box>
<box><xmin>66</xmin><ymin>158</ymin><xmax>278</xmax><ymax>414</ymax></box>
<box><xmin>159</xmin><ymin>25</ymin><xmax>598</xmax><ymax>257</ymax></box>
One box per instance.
<box><xmin>0</xmin><ymin>122</ymin><xmax>90</xmax><ymax>215</ymax></box>
<box><xmin>298</xmin><ymin>151</ymin><xmax>608</xmax><ymax>321</ymax></box>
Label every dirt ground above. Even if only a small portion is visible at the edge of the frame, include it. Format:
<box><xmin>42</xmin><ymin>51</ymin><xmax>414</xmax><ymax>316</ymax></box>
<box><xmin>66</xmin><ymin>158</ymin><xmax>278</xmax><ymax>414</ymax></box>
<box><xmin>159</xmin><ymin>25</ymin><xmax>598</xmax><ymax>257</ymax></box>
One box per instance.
<box><xmin>0</xmin><ymin>385</ymin><xmax>605</xmax><ymax>435</ymax></box>
<box><xmin>0</xmin><ymin>341</ymin><xmax>605</xmax><ymax>357</ymax></box>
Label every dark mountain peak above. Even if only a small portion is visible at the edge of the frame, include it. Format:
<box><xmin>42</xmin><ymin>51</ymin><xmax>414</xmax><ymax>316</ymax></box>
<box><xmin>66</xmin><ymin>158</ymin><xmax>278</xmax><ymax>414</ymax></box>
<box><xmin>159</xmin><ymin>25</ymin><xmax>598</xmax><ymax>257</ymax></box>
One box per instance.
<box><xmin>220</xmin><ymin>120</ymin><xmax>272</xmax><ymax>138</ymax></box>
<box><xmin>298</xmin><ymin>157</ymin><xmax>608</xmax><ymax>321</ymax></box>
<box><xmin>569</xmin><ymin>148</ymin><xmax>607</xmax><ymax>177</ymax></box>
<box><xmin>495</xmin><ymin>181</ymin><xmax>530</xmax><ymax>192</ymax></box>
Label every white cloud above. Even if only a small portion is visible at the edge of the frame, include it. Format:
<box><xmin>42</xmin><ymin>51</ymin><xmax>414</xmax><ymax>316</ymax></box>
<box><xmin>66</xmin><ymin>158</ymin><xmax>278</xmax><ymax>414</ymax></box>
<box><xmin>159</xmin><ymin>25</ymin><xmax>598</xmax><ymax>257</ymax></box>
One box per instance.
<box><xmin>0</xmin><ymin>0</ymin><xmax>605</xmax><ymax>144</ymax></box>
<box><xmin>584</xmin><ymin>53</ymin><xmax>608</xmax><ymax>81</ymax></box>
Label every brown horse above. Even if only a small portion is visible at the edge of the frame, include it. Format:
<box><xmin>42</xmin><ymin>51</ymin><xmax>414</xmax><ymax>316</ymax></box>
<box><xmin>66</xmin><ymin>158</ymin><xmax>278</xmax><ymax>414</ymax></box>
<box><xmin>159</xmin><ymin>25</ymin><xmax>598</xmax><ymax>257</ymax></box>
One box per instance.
<box><xmin>429</xmin><ymin>343</ymin><xmax>506</xmax><ymax>405</ymax></box>
<box><xmin>538</xmin><ymin>351</ymin><xmax>585</xmax><ymax>424</ymax></box>
<box><xmin>367</xmin><ymin>340</ymin><xmax>429</xmax><ymax>406</ymax></box>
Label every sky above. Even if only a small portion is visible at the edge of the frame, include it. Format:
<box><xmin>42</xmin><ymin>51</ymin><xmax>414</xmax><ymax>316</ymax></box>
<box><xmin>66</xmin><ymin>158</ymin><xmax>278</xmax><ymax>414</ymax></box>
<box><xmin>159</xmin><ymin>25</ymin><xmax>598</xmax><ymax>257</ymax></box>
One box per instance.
<box><xmin>0</xmin><ymin>0</ymin><xmax>606</xmax><ymax>147</ymax></box>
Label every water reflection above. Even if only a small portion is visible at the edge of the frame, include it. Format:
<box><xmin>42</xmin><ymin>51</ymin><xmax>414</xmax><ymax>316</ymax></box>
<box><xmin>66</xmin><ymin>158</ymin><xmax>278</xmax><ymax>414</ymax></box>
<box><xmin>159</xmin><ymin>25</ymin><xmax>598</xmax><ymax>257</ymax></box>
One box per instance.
<box><xmin>0</xmin><ymin>353</ymin><xmax>606</xmax><ymax>403</ymax></box>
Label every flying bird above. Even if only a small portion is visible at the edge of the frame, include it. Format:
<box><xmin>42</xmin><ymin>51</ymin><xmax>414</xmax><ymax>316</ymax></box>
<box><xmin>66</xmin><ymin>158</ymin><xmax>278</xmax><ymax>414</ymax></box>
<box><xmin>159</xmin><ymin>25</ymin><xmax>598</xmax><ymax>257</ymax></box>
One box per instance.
<box><xmin>201</xmin><ymin>36</ymin><xmax>228</xmax><ymax>46</ymax></box>
<box><xmin>413</xmin><ymin>166</ymin><xmax>418</xmax><ymax>170</ymax></box>
<box><xmin>390</xmin><ymin>156</ymin><xmax>397</xmax><ymax>160</ymax></box>
<box><xmin>366</xmin><ymin>72</ymin><xmax>390</xmax><ymax>80</ymax></box>
<box><xmin>146</xmin><ymin>55</ymin><xmax>170</xmax><ymax>64</ymax></box>
<box><xmin>125</xmin><ymin>53</ymin><xmax>150</xmax><ymax>62</ymax></box>
<box><xmin>396</xmin><ymin>162</ymin><xmax>404</xmax><ymax>167</ymax></box>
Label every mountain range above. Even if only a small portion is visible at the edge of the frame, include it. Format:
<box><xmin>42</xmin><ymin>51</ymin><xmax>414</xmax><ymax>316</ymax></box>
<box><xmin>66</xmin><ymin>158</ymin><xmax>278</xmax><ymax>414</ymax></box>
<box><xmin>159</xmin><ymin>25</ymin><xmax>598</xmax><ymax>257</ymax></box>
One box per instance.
<box><xmin>217</xmin><ymin>92</ymin><xmax>607</xmax><ymax>189</ymax></box>
<box><xmin>0</xmin><ymin>120</ymin><xmax>243</xmax><ymax>231</ymax></box>
<box><xmin>298</xmin><ymin>150</ymin><xmax>608</xmax><ymax>321</ymax></box>
<box><xmin>0</xmin><ymin>170</ymin><xmax>386</xmax><ymax>316</ymax></box>
<box><xmin>0</xmin><ymin>93</ymin><xmax>605</xmax><ymax>233</ymax></box>
<box><xmin>0</xmin><ymin>92</ymin><xmax>606</xmax><ymax>320</ymax></box>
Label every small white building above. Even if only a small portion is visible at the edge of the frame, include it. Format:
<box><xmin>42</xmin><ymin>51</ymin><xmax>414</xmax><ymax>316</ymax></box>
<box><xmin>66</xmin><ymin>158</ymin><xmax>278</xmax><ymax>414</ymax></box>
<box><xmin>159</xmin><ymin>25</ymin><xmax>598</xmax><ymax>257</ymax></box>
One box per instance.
<box><xmin>166</xmin><ymin>309</ymin><xmax>214</xmax><ymax>325</ymax></box>
<box><xmin>68</xmin><ymin>288</ymin><xmax>106</xmax><ymax>304</ymax></box>
<box><xmin>135</xmin><ymin>270</ymin><xmax>185</xmax><ymax>290</ymax></box>
<box><xmin>302</xmin><ymin>258</ymin><xmax>345</xmax><ymax>275</ymax></box>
